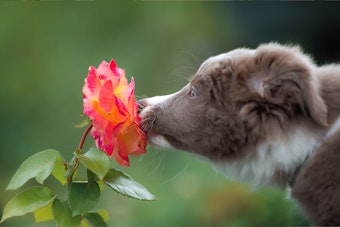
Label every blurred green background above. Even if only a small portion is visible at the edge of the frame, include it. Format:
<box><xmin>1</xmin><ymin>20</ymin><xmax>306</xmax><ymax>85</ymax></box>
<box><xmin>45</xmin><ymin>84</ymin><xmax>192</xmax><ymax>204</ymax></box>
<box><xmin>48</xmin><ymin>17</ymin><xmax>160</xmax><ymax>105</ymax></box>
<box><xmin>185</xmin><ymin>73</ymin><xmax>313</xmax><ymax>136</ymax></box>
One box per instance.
<box><xmin>1</xmin><ymin>1</ymin><xmax>339</xmax><ymax>226</ymax></box>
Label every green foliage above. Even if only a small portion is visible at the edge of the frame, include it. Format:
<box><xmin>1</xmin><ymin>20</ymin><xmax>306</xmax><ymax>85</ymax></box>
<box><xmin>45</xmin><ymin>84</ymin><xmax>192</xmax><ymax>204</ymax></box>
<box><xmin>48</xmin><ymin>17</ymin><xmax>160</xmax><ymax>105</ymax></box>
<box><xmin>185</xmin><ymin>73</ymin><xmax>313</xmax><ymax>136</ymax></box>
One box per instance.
<box><xmin>6</xmin><ymin>149</ymin><xmax>63</xmax><ymax>190</ymax></box>
<box><xmin>83</xmin><ymin>213</ymin><xmax>108</xmax><ymax>227</ymax></box>
<box><xmin>76</xmin><ymin>147</ymin><xmax>110</xmax><ymax>180</ymax></box>
<box><xmin>75</xmin><ymin>118</ymin><xmax>91</xmax><ymax>129</ymax></box>
<box><xmin>1</xmin><ymin>147</ymin><xmax>155</xmax><ymax>226</ymax></box>
<box><xmin>104</xmin><ymin>169</ymin><xmax>156</xmax><ymax>201</ymax></box>
<box><xmin>52</xmin><ymin>157</ymin><xmax>68</xmax><ymax>185</ymax></box>
<box><xmin>69</xmin><ymin>181</ymin><xmax>100</xmax><ymax>216</ymax></box>
<box><xmin>52</xmin><ymin>199</ymin><xmax>81</xmax><ymax>227</ymax></box>
<box><xmin>34</xmin><ymin>201</ymin><xmax>54</xmax><ymax>223</ymax></box>
<box><xmin>1</xmin><ymin>186</ymin><xmax>56</xmax><ymax>223</ymax></box>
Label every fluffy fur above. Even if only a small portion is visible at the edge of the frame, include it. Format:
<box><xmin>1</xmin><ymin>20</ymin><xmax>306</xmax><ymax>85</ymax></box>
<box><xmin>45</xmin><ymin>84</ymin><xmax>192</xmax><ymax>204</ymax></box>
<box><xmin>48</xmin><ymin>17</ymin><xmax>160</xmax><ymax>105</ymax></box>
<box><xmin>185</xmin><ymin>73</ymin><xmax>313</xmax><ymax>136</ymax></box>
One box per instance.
<box><xmin>139</xmin><ymin>43</ymin><xmax>340</xmax><ymax>225</ymax></box>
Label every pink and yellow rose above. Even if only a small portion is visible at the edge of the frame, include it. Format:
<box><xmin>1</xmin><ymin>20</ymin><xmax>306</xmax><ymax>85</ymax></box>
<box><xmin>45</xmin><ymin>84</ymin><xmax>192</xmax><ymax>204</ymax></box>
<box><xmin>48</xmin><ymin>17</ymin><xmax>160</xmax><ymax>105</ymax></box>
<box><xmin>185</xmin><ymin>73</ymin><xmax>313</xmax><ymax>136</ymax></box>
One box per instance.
<box><xmin>82</xmin><ymin>59</ymin><xmax>146</xmax><ymax>166</ymax></box>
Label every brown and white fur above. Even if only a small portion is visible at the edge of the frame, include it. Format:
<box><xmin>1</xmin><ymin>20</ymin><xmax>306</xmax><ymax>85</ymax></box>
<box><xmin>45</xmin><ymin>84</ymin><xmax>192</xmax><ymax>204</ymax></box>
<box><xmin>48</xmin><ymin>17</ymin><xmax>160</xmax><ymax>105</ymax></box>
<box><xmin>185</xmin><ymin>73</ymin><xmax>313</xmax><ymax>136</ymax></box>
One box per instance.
<box><xmin>138</xmin><ymin>43</ymin><xmax>340</xmax><ymax>225</ymax></box>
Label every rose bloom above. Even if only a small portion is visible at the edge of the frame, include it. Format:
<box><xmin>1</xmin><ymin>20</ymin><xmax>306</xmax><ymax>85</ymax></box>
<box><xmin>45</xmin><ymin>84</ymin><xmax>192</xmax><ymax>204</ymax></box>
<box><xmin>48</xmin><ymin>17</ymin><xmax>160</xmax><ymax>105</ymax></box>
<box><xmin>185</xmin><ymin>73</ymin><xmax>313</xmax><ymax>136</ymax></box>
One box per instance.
<box><xmin>82</xmin><ymin>59</ymin><xmax>146</xmax><ymax>166</ymax></box>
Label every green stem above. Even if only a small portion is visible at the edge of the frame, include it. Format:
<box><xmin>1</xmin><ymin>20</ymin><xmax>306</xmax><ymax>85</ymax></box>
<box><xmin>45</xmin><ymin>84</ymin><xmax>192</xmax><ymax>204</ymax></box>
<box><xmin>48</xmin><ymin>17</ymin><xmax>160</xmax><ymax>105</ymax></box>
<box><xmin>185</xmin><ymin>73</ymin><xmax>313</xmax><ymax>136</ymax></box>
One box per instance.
<box><xmin>67</xmin><ymin>123</ymin><xmax>93</xmax><ymax>186</ymax></box>
<box><xmin>78</xmin><ymin>123</ymin><xmax>93</xmax><ymax>150</ymax></box>
<box><xmin>66</xmin><ymin>155</ymin><xmax>79</xmax><ymax>186</ymax></box>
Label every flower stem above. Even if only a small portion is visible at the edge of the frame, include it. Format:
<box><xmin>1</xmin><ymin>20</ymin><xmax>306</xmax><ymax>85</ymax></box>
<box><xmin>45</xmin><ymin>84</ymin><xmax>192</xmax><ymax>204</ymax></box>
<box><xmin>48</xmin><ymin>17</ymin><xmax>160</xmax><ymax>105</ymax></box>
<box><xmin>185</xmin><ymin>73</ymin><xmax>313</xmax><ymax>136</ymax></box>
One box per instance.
<box><xmin>67</xmin><ymin>155</ymin><xmax>79</xmax><ymax>187</ymax></box>
<box><xmin>78</xmin><ymin>123</ymin><xmax>93</xmax><ymax>150</ymax></box>
<box><xmin>67</xmin><ymin>123</ymin><xmax>93</xmax><ymax>186</ymax></box>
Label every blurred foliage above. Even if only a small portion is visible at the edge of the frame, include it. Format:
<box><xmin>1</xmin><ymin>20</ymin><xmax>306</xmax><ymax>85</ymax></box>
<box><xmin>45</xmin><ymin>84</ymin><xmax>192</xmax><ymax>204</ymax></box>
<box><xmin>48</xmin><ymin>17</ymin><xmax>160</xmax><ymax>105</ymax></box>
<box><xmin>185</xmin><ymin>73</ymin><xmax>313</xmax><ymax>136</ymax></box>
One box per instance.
<box><xmin>0</xmin><ymin>1</ymin><xmax>339</xmax><ymax>226</ymax></box>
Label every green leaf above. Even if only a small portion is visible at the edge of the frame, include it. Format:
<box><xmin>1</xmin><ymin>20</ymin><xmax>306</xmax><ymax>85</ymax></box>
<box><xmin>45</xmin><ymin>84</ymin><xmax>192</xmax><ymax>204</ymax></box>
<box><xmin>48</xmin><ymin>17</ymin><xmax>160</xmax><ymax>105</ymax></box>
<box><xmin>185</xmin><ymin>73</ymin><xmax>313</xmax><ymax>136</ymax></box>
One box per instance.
<box><xmin>6</xmin><ymin>149</ymin><xmax>63</xmax><ymax>190</ymax></box>
<box><xmin>80</xmin><ymin>219</ymin><xmax>91</xmax><ymax>227</ymax></box>
<box><xmin>97</xmin><ymin>181</ymin><xmax>105</xmax><ymax>191</ymax></box>
<box><xmin>34</xmin><ymin>200</ymin><xmax>54</xmax><ymax>223</ymax></box>
<box><xmin>97</xmin><ymin>209</ymin><xmax>109</xmax><ymax>223</ymax></box>
<box><xmin>1</xmin><ymin>186</ymin><xmax>56</xmax><ymax>223</ymax></box>
<box><xmin>77</xmin><ymin>147</ymin><xmax>110</xmax><ymax>180</ymax></box>
<box><xmin>83</xmin><ymin>212</ymin><xmax>108</xmax><ymax>227</ymax></box>
<box><xmin>87</xmin><ymin>169</ymin><xmax>96</xmax><ymax>182</ymax></box>
<box><xmin>52</xmin><ymin>199</ymin><xmax>81</xmax><ymax>227</ymax></box>
<box><xmin>103</xmin><ymin>169</ymin><xmax>156</xmax><ymax>201</ymax></box>
<box><xmin>69</xmin><ymin>181</ymin><xmax>100</xmax><ymax>216</ymax></box>
<box><xmin>52</xmin><ymin>157</ymin><xmax>67</xmax><ymax>185</ymax></box>
<box><xmin>75</xmin><ymin>117</ymin><xmax>91</xmax><ymax>128</ymax></box>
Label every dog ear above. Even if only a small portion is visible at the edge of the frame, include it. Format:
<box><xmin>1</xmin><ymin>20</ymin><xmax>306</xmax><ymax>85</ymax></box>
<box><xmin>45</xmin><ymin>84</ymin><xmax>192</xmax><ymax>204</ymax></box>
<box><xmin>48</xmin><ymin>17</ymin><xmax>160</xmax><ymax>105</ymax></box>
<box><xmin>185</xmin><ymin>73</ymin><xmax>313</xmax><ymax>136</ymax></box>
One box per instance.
<box><xmin>246</xmin><ymin>44</ymin><xmax>328</xmax><ymax>127</ymax></box>
<box><xmin>263</xmin><ymin>71</ymin><xmax>328</xmax><ymax>127</ymax></box>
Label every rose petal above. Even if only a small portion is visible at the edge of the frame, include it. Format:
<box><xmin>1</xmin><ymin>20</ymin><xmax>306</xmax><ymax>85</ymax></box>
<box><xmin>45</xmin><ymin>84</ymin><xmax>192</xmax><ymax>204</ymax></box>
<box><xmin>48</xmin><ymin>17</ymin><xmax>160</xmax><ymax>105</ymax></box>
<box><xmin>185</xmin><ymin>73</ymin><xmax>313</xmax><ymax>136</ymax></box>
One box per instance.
<box><xmin>113</xmin><ymin>96</ymin><xmax>129</xmax><ymax>117</ymax></box>
<box><xmin>109</xmin><ymin>59</ymin><xmax>126</xmax><ymax>77</ymax></box>
<box><xmin>83</xmin><ymin>67</ymin><xmax>99</xmax><ymax>96</ymax></box>
<box><xmin>116</xmin><ymin>77</ymin><xmax>134</xmax><ymax>104</ymax></box>
<box><xmin>105</xmin><ymin>121</ymin><xmax>125</xmax><ymax>145</ymax></box>
<box><xmin>109</xmin><ymin>60</ymin><xmax>119</xmax><ymax>76</ymax></box>
<box><xmin>113</xmin><ymin>145</ymin><xmax>130</xmax><ymax>167</ymax></box>
<box><xmin>119</xmin><ymin>123</ymin><xmax>146</xmax><ymax>155</ymax></box>
<box><xmin>91</xmin><ymin>114</ymin><xmax>107</xmax><ymax>136</ymax></box>
<box><xmin>102</xmin><ymin>140</ymin><xmax>114</xmax><ymax>156</ymax></box>
<box><xmin>99</xmin><ymin>80</ymin><xmax>115</xmax><ymax>113</ymax></box>
<box><xmin>97</xmin><ymin>61</ymin><xmax>112</xmax><ymax>77</ymax></box>
<box><xmin>126</xmin><ymin>94</ymin><xmax>140</xmax><ymax>123</ymax></box>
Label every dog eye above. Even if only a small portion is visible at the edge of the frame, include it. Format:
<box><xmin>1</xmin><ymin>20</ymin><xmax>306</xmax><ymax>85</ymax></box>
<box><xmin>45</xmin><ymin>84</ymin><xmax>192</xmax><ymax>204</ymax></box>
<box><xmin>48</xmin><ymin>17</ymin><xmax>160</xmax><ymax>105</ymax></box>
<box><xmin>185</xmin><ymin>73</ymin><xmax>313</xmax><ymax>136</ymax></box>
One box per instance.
<box><xmin>189</xmin><ymin>87</ymin><xmax>198</xmax><ymax>98</ymax></box>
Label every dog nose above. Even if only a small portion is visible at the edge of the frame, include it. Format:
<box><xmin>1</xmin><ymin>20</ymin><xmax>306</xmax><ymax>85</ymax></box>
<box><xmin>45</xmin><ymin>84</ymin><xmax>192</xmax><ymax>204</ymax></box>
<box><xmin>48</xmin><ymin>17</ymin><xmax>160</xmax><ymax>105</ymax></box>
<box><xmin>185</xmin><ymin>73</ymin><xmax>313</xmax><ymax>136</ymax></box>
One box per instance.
<box><xmin>137</xmin><ymin>99</ymin><xmax>148</xmax><ymax>115</ymax></box>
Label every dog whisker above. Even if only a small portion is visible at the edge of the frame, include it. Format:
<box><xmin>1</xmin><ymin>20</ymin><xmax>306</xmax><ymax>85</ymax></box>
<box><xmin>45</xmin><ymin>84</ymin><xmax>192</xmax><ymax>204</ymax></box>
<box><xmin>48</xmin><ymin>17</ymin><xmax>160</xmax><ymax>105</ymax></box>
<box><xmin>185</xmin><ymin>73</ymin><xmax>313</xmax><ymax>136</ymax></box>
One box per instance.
<box><xmin>140</xmin><ymin>114</ymin><xmax>157</xmax><ymax>137</ymax></box>
<box><xmin>160</xmin><ymin>158</ymin><xmax>192</xmax><ymax>186</ymax></box>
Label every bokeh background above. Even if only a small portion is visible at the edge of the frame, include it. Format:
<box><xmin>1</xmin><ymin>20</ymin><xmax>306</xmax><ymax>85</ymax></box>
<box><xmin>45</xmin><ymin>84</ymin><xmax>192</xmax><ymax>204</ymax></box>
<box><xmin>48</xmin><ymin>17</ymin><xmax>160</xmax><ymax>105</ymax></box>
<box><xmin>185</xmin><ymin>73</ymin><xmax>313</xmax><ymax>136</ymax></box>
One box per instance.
<box><xmin>1</xmin><ymin>1</ymin><xmax>339</xmax><ymax>227</ymax></box>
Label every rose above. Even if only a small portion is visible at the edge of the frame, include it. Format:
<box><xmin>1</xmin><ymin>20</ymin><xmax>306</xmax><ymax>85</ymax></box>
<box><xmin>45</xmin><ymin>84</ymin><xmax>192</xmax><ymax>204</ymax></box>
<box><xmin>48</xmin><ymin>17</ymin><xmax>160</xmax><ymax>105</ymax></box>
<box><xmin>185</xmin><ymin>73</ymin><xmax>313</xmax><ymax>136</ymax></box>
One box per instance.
<box><xmin>82</xmin><ymin>59</ymin><xmax>146</xmax><ymax>166</ymax></box>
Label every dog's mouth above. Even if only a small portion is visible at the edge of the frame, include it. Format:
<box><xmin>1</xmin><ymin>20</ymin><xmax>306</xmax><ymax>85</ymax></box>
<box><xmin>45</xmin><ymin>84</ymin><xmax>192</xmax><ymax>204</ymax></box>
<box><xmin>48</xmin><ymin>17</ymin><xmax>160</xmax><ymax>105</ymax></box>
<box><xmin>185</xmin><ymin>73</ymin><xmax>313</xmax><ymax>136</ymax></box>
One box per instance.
<box><xmin>139</xmin><ymin>114</ymin><xmax>180</xmax><ymax>150</ymax></box>
<box><xmin>146</xmin><ymin>133</ymin><xmax>175</xmax><ymax>149</ymax></box>
<box><xmin>138</xmin><ymin>103</ymin><xmax>166</xmax><ymax>148</ymax></box>
<box><xmin>140</xmin><ymin>115</ymin><xmax>177</xmax><ymax>150</ymax></box>
<box><xmin>138</xmin><ymin>99</ymin><xmax>184</xmax><ymax>150</ymax></box>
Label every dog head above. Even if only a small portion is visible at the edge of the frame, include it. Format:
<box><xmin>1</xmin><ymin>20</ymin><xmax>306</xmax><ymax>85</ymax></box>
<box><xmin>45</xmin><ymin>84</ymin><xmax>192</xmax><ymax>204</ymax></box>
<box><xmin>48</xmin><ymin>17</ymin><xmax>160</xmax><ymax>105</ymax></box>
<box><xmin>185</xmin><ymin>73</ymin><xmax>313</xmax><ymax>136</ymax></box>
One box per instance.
<box><xmin>139</xmin><ymin>43</ymin><xmax>328</xmax><ymax>162</ymax></box>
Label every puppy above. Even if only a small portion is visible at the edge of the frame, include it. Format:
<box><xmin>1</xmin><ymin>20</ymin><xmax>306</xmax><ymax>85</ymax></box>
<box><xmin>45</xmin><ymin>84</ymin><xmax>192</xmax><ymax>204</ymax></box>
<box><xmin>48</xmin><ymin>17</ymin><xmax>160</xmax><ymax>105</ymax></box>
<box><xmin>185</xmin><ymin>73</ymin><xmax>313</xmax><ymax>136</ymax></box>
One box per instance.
<box><xmin>138</xmin><ymin>43</ymin><xmax>340</xmax><ymax>225</ymax></box>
